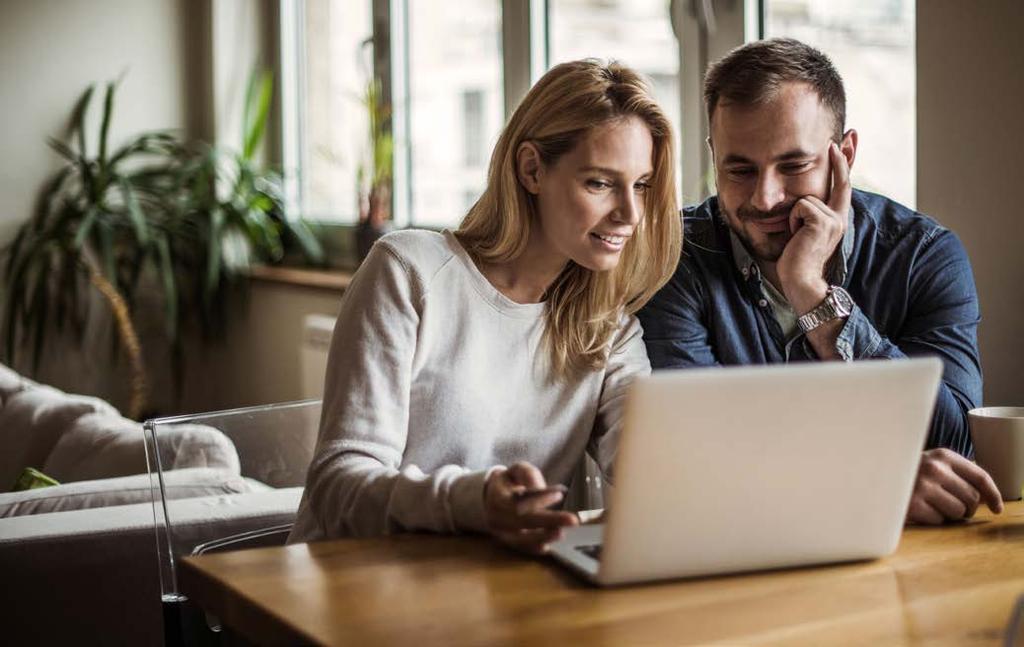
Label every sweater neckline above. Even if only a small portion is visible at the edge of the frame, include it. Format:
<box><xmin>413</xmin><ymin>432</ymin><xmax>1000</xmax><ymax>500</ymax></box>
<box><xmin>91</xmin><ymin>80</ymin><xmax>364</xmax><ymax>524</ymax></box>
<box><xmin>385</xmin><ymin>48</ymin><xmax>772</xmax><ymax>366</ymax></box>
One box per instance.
<box><xmin>443</xmin><ymin>230</ymin><xmax>547</xmax><ymax>320</ymax></box>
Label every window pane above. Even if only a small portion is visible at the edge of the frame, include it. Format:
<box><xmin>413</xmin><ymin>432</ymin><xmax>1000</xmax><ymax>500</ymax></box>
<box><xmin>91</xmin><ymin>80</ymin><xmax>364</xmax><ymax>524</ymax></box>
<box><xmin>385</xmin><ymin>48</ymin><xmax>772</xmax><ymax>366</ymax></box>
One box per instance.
<box><xmin>406</xmin><ymin>0</ymin><xmax>503</xmax><ymax>227</ymax></box>
<box><xmin>765</xmin><ymin>0</ymin><xmax>916</xmax><ymax>207</ymax></box>
<box><xmin>300</xmin><ymin>0</ymin><xmax>373</xmax><ymax>222</ymax></box>
<box><xmin>549</xmin><ymin>0</ymin><xmax>681</xmax><ymax>196</ymax></box>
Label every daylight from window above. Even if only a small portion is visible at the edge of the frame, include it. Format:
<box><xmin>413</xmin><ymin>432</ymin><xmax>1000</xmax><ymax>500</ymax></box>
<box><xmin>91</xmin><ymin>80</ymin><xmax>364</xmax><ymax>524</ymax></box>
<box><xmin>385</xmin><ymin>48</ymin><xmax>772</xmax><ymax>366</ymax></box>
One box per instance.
<box><xmin>292</xmin><ymin>0</ymin><xmax>915</xmax><ymax>224</ymax></box>
<box><xmin>549</xmin><ymin>0</ymin><xmax>682</xmax><ymax>201</ymax></box>
<box><xmin>407</xmin><ymin>0</ymin><xmax>503</xmax><ymax>227</ymax></box>
<box><xmin>300</xmin><ymin>0</ymin><xmax>372</xmax><ymax>221</ymax></box>
<box><xmin>765</xmin><ymin>0</ymin><xmax>916</xmax><ymax>207</ymax></box>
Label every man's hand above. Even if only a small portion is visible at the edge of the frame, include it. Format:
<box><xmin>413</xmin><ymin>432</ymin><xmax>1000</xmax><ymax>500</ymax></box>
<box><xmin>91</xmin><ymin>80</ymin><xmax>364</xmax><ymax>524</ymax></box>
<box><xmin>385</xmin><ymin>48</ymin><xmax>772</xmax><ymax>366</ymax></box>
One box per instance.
<box><xmin>776</xmin><ymin>142</ymin><xmax>852</xmax><ymax>316</ymax></box>
<box><xmin>906</xmin><ymin>448</ymin><xmax>1004</xmax><ymax>525</ymax></box>
<box><xmin>484</xmin><ymin>462</ymin><xmax>578</xmax><ymax>554</ymax></box>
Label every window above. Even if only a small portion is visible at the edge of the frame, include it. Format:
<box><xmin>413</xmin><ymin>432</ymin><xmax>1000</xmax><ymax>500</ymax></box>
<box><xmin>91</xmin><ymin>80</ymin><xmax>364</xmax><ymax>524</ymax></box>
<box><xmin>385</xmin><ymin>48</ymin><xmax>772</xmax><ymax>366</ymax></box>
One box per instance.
<box><xmin>462</xmin><ymin>89</ymin><xmax>485</xmax><ymax>168</ymax></box>
<box><xmin>548</xmin><ymin>0</ymin><xmax>683</xmax><ymax>199</ymax></box>
<box><xmin>279</xmin><ymin>0</ymin><xmax>915</xmax><ymax>228</ymax></box>
<box><xmin>406</xmin><ymin>0</ymin><xmax>503</xmax><ymax>228</ymax></box>
<box><xmin>763</xmin><ymin>0</ymin><xmax>916</xmax><ymax>207</ymax></box>
<box><xmin>282</xmin><ymin>0</ymin><xmax>373</xmax><ymax>222</ymax></box>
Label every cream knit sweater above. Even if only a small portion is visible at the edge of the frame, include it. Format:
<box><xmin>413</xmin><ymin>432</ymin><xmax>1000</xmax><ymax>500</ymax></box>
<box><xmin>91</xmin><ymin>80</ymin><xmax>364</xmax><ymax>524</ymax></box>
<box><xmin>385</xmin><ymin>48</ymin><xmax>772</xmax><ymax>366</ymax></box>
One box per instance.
<box><xmin>289</xmin><ymin>229</ymin><xmax>649</xmax><ymax>542</ymax></box>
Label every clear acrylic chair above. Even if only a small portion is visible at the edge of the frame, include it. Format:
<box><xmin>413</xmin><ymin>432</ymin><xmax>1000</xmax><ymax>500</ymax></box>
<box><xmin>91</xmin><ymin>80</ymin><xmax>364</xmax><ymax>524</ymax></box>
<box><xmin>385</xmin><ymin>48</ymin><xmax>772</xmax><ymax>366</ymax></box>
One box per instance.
<box><xmin>143</xmin><ymin>399</ymin><xmax>322</xmax><ymax>647</ymax></box>
<box><xmin>565</xmin><ymin>454</ymin><xmax>605</xmax><ymax>513</ymax></box>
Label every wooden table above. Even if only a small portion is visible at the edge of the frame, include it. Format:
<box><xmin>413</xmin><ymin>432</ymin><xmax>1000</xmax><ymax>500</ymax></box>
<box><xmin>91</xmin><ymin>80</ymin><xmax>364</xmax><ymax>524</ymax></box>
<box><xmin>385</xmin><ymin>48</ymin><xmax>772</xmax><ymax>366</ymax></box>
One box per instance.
<box><xmin>179</xmin><ymin>502</ymin><xmax>1024</xmax><ymax>646</ymax></box>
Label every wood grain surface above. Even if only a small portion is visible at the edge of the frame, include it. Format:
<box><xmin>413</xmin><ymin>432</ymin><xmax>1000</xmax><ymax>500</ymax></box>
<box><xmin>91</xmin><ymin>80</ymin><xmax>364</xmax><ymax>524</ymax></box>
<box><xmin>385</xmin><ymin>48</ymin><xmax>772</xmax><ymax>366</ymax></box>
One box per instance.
<box><xmin>179</xmin><ymin>502</ymin><xmax>1024</xmax><ymax>646</ymax></box>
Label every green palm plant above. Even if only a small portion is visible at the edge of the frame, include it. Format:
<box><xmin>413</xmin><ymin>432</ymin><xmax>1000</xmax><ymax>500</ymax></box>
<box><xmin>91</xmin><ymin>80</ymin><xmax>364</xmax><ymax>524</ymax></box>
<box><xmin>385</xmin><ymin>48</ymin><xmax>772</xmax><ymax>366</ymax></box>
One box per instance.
<box><xmin>2</xmin><ymin>81</ymin><xmax>177</xmax><ymax>418</ymax></box>
<box><xmin>1</xmin><ymin>72</ymin><xmax>323</xmax><ymax>419</ymax></box>
<box><xmin>161</xmin><ymin>70</ymin><xmax>324</xmax><ymax>339</ymax></box>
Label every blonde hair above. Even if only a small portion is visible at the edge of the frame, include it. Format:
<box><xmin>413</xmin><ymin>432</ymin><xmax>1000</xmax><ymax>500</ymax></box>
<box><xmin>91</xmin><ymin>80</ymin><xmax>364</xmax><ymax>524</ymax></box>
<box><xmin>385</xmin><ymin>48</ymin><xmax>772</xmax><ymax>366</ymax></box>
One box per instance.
<box><xmin>456</xmin><ymin>59</ymin><xmax>681</xmax><ymax>377</ymax></box>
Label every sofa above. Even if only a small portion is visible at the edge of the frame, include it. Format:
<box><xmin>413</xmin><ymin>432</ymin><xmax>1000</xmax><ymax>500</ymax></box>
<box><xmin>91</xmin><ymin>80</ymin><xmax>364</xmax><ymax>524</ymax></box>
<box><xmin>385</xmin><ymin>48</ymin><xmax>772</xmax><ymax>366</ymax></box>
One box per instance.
<box><xmin>0</xmin><ymin>364</ymin><xmax>311</xmax><ymax>645</ymax></box>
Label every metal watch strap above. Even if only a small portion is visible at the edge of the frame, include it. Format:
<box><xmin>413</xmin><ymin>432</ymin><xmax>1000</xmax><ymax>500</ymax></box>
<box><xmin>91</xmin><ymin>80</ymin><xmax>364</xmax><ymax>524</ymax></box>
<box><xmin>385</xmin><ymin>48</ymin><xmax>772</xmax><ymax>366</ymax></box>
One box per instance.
<box><xmin>797</xmin><ymin>286</ymin><xmax>853</xmax><ymax>333</ymax></box>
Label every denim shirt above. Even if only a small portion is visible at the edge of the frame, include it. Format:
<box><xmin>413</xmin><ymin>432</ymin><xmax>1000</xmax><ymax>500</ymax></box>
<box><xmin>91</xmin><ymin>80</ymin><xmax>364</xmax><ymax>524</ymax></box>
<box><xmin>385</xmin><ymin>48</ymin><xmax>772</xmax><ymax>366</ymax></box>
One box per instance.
<box><xmin>637</xmin><ymin>189</ymin><xmax>983</xmax><ymax>456</ymax></box>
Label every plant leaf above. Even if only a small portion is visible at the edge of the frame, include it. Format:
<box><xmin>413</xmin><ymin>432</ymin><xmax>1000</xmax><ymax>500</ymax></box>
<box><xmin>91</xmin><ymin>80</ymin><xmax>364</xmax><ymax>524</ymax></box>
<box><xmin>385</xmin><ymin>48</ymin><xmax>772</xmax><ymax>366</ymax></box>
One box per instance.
<box><xmin>95</xmin><ymin>217</ymin><xmax>117</xmax><ymax>283</ymax></box>
<box><xmin>69</xmin><ymin>85</ymin><xmax>95</xmax><ymax>159</ymax></box>
<box><xmin>242</xmin><ymin>70</ymin><xmax>273</xmax><ymax>161</ymax></box>
<box><xmin>2</xmin><ymin>246</ymin><xmax>34</xmax><ymax>362</ymax></box>
<box><xmin>48</xmin><ymin>136</ymin><xmax>95</xmax><ymax>202</ymax></box>
<box><xmin>99</xmin><ymin>81</ymin><xmax>116</xmax><ymax>170</ymax></box>
<box><xmin>154</xmin><ymin>233</ymin><xmax>178</xmax><ymax>342</ymax></box>
<box><xmin>73</xmin><ymin>207</ymin><xmax>100</xmax><ymax>249</ymax></box>
<box><xmin>30</xmin><ymin>165</ymin><xmax>75</xmax><ymax>234</ymax></box>
<box><xmin>118</xmin><ymin>177</ymin><xmax>149</xmax><ymax>245</ymax></box>
<box><xmin>205</xmin><ymin>208</ymin><xmax>224</xmax><ymax>301</ymax></box>
<box><xmin>283</xmin><ymin>218</ymin><xmax>325</xmax><ymax>265</ymax></box>
<box><xmin>47</xmin><ymin>137</ymin><xmax>81</xmax><ymax>164</ymax></box>
<box><xmin>28</xmin><ymin>250</ymin><xmax>51</xmax><ymax>370</ymax></box>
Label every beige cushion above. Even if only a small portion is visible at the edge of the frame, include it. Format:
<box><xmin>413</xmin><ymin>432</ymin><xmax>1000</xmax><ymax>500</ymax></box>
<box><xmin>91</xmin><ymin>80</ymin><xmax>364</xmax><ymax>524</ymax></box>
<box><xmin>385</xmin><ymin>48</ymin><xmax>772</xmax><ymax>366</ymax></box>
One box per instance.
<box><xmin>0</xmin><ymin>363</ymin><xmax>29</xmax><ymax>403</ymax></box>
<box><xmin>0</xmin><ymin>386</ymin><xmax>119</xmax><ymax>492</ymax></box>
<box><xmin>43</xmin><ymin>416</ymin><xmax>241</xmax><ymax>483</ymax></box>
<box><xmin>0</xmin><ymin>468</ymin><xmax>269</xmax><ymax>518</ymax></box>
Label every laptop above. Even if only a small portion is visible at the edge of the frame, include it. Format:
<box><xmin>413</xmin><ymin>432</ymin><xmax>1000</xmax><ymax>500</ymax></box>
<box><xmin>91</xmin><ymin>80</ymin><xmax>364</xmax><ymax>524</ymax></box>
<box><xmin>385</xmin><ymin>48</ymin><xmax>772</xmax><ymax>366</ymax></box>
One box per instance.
<box><xmin>550</xmin><ymin>358</ymin><xmax>943</xmax><ymax>586</ymax></box>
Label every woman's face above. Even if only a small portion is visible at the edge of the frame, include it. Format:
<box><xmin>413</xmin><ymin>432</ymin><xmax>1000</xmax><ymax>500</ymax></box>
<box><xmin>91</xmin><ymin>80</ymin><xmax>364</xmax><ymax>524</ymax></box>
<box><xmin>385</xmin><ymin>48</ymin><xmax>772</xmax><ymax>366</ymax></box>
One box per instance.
<box><xmin>525</xmin><ymin>116</ymin><xmax>655</xmax><ymax>272</ymax></box>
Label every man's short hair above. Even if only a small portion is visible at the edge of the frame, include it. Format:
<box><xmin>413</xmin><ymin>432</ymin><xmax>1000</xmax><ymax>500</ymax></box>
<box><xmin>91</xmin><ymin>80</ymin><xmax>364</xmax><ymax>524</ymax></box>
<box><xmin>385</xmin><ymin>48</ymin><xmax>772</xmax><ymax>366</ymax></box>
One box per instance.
<box><xmin>704</xmin><ymin>38</ymin><xmax>846</xmax><ymax>141</ymax></box>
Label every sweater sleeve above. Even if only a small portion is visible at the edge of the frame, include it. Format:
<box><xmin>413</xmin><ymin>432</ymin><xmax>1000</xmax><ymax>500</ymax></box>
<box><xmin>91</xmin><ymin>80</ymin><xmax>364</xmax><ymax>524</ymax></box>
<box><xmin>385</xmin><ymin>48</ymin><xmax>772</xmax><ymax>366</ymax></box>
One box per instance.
<box><xmin>297</xmin><ymin>241</ymin><xmax>495</xmax><ymax>539</ymax></box>
<box><xmin>589</xmin><ymin>314</ymin><xmax>652</xmax><ymax>485</ymax></box>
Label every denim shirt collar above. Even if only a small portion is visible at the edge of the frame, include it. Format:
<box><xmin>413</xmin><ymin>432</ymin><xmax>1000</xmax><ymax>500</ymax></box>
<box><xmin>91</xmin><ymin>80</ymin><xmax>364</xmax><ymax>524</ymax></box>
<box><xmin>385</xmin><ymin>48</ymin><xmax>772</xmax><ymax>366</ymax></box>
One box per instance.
<box><xmin>727</xmin><ymin>206</ymin><xmax>855</xmax><ymax>286</ymax></box>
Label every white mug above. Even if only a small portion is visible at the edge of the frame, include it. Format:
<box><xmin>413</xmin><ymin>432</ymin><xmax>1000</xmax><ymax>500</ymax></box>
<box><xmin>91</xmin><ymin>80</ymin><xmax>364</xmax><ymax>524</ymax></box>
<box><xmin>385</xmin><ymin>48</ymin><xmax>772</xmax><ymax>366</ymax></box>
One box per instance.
<box><xmin>969</xmin><ymin>407</ymin><xmax>1024</xmax><ymax>501</ymax></box>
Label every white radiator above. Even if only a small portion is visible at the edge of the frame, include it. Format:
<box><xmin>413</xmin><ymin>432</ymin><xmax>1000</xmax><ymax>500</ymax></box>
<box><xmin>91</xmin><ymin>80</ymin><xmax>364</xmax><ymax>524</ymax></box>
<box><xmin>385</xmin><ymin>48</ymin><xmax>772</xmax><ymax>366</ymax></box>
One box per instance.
<box><xmin>300</xmin><ymin>314</ymin><xmax>336</xmax><ymax>400</ymax></box>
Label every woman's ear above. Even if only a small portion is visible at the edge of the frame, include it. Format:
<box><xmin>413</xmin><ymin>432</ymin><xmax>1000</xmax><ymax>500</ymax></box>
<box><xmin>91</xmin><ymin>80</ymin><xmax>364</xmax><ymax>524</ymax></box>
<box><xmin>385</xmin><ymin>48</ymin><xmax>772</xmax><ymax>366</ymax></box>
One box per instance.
<box><xmin>516</xmin><ymin>142</ymin><xmax>543</xmax><ymax>194</ymax></box>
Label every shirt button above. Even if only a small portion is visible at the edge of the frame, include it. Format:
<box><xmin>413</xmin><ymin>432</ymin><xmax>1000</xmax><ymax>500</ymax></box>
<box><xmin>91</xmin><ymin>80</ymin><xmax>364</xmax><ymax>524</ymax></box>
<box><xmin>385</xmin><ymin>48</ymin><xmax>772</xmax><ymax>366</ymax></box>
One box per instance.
<box><xmin>758</xmin><ymin>299</ymin><xmax>769</xmax><ymax>308</ymax></box>
<box><xmin>741</xmin><ymin>267</ymin><xmax>749</xmax><ymax>278</ymax></box>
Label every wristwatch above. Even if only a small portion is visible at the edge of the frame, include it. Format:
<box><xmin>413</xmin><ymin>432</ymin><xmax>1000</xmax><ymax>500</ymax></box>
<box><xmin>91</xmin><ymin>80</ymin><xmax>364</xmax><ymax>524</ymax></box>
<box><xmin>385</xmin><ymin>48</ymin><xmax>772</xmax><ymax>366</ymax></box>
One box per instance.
<box><xmin>797</xmin><ymin>286</ymin><xmax>854</xmax><ymax>333</ymax></box>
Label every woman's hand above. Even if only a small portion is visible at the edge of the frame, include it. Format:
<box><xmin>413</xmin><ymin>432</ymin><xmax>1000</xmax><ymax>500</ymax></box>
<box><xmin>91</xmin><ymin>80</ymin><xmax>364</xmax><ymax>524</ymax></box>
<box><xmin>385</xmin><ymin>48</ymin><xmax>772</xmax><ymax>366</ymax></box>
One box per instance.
<box><xmin>484</xmin><ymin>462</ymin><xmax>579</xmax><ymax>554</ymax></box>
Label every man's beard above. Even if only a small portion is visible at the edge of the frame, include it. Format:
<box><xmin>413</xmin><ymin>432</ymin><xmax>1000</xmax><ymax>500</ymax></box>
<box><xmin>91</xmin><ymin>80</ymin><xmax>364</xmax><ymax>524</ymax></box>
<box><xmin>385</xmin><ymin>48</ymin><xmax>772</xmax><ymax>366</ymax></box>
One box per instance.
<box><xmin>723</xmin><ymin>202</ymin><xmax>795</xmax><ymax>263</ymax></box>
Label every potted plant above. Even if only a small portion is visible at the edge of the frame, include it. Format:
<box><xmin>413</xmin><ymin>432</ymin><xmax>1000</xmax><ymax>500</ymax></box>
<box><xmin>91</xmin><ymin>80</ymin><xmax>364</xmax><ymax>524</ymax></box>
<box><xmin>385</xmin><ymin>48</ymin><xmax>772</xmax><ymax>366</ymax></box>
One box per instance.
<box><xmin>1</xmin><ymin>72</ymin><xmax>323</xmax><ymax>418</ymax></box>
<box><xmin>355</xmin><ymin>77</ymin><xmax>393</xmax><ymax>260</ymax></box>
<box><xmin>2</xmin><ymin>81</ymin><xmax>177</xmax><ymax>418</ymax></box>
<box><xmin>162</xmin><ymin>70</ymin><xmax>324</xmax><ymax>341</ymax></box>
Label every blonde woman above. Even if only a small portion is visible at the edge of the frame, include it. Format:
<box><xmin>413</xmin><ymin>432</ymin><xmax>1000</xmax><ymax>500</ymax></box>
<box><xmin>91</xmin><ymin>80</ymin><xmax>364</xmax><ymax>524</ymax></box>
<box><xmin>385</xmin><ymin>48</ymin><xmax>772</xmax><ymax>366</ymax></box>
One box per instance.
<box><xmin>290</xmin><ymin>60</ymin><xmax>681</xmax><ymax>554</ymax></box>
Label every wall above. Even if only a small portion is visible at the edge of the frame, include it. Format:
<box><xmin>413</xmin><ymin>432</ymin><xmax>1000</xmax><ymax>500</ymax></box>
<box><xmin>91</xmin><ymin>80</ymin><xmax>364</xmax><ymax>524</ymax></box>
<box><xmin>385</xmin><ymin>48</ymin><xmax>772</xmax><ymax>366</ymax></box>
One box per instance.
<box><xmin>0</xmin><ymin>0</ymin><xmax>209</xmax><ymax>245</ymax></box>
<box><xmin>0</xmin><ymin>0</ymin><xmax>213</xmax><ymax>412</ymax></box>
<box><xmin>917</xmin><ymin>1</ymin><xmax>1024</xmax><ymax>407</ymax></box>
<box><xmin>5</xmin><ymin>1</ymin><xmax>1019</xmax><ymax>416</ymax></box>
<box><xmin>176</xmin><ymin>280</ymin><xmax>342</xmax><ymax>414</ymax></box>
<box><xmin>0</xmin><ymin>0</ymin><xmax>335</xmax><ymax>416</ymax></box>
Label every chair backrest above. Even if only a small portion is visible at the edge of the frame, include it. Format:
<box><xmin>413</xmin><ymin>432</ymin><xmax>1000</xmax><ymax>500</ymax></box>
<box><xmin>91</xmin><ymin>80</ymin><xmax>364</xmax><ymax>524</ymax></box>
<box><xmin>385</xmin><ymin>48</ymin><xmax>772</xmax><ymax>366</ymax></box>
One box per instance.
<box><xmin>144</xmin><ymin>399</ymin><xmax>321</xmax><ymax>607</ymax></box>
<box><xmin>191</xmin><ymin>523</ymin><xmax>294</xmax><ymax>556</ymax></box>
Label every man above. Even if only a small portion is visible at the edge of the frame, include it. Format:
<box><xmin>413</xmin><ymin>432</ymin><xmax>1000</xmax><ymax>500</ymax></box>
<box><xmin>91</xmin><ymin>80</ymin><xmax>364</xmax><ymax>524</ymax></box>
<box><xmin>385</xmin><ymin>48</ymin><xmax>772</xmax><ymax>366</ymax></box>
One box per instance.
<box><xmin>637</xmin><ymin>38</ymin><xmax>1003</xmax><ymax>525</ymax></box>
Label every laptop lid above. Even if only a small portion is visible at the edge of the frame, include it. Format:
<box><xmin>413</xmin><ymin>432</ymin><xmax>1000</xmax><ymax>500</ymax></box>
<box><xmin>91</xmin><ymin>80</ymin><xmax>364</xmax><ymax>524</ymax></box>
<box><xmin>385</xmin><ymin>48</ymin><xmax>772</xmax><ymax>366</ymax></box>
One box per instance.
<box><xmin>595</xmin><ymin>358</ymin><xmax>942</xmax><ymax>585</ymax></box>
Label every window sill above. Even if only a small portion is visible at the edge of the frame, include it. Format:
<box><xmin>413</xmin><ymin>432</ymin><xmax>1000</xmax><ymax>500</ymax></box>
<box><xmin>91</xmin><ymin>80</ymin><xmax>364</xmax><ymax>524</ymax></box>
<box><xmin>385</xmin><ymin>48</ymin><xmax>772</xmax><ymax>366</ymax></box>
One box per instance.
<box><xmin>248</xmin><ymin>264</ymin><xmax>354</xmax><ymax>292</ymax></box>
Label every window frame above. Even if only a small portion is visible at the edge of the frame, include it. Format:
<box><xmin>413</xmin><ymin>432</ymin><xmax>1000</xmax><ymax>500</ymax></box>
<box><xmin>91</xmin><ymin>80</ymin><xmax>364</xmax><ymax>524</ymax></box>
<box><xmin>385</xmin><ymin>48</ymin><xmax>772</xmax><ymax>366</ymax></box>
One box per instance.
<box><xmin>274</xmin><ymin>0</ymin><xmax>757</xmax><ymax>252</ymax></box>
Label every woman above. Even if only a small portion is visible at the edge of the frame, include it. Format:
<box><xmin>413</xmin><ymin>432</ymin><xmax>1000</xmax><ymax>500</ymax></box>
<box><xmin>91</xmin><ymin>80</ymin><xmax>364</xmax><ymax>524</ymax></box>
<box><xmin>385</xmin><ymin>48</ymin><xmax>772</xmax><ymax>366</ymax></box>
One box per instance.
<box><xmin>289</xmin><ymin>60</ymin><xmax>681</xmax><ymax>554</ymax></box>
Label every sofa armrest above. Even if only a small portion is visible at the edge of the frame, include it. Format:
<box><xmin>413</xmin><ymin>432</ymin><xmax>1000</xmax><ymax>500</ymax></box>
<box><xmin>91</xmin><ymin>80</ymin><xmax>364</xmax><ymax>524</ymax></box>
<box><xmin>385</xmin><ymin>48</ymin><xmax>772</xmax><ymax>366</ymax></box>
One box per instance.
<box><xmin>0</xmin><ymin>488</ymin><xmax>303</xmax><ymax>645</ymax></box>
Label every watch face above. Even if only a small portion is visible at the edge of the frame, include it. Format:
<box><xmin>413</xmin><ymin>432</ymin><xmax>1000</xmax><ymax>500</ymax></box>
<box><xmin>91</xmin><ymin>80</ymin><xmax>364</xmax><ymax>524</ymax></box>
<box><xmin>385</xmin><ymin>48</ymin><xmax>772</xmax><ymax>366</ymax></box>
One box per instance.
<box><xmin>830</xmin><ymin>287</ymin><xmax>854</xmax><ymax>316</ymax></box>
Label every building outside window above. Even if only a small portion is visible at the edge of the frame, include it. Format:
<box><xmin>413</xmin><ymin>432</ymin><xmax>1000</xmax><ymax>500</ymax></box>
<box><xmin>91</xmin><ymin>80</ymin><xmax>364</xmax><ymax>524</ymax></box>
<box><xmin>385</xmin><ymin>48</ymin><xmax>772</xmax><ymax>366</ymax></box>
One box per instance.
<box><xmin>280</xmin><ymin>0</ymin><xmax>916</xmax><ymax>230</ymax></box>
<box><xmin>763</xmin><ymin>0</ymin><xmax>916</xmax><ymax>207</ymax></box>
<box><xmin>290</xmin><ymin>0</ymin><xmax>373</xmax><ymax>222</ymax></box>
<box><xmin>407</xmin><ymin>0</ymin><xmax>503</xmax><ymax>227</ymax></box>
<box><xmin>549</xmin><ymin>0</ymin><xmax>683</xmax><ymax>199</ymax></box>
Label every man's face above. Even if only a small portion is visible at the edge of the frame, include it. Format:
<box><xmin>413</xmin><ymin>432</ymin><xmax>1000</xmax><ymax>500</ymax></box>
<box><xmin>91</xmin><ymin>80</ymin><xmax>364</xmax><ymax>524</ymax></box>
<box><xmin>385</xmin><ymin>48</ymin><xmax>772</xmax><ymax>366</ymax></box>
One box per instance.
<box><xmin>710</xmin><ymin>82</ymin><xmax>850</xmax><ymax>262</ymax></box>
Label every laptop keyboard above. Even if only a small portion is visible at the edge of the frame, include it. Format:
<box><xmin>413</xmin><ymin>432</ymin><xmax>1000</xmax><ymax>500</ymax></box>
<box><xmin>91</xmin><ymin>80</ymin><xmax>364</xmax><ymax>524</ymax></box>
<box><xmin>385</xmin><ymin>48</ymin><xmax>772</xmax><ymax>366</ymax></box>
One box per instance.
<box><xmin>577</xmin><ymin>544</ymin><xmax>603</xmax><ymax>561</ymax></box>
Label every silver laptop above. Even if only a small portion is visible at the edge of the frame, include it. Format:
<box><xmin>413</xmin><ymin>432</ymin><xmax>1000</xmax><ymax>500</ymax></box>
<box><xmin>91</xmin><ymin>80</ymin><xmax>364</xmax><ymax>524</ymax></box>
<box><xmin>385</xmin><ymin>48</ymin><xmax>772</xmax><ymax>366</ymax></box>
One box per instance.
<box><xmin>550</xmin><ymin>358</ymin><xmax>943</xmax><ymax>586</ymax></box>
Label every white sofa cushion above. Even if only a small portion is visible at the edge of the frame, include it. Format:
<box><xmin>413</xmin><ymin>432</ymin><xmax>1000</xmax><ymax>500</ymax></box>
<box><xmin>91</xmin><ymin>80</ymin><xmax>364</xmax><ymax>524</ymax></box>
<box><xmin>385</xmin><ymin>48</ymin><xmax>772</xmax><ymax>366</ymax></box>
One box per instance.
<box><xmin>0</xmin><ymin>384</ymin><xmax>120</xmax><ymax>491</ymax></box>
<box><xmin>42</xmin><ymin>414</ymin><xmax>241</xmax><ymax>483</ymax></box>
<box><xmin>0</xmin><ymin>468</ymin><xmax>270</xmax><ymax>518</ymax></box>
<box><xmin>0</xmin><ymin>362</ymin><xmax>30</xmax><ymax>403</ymax></box>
